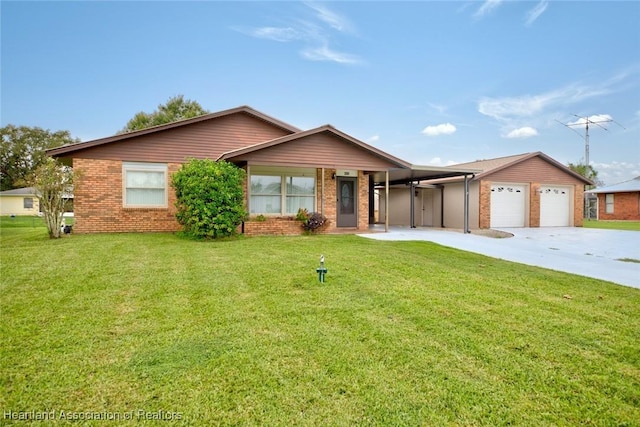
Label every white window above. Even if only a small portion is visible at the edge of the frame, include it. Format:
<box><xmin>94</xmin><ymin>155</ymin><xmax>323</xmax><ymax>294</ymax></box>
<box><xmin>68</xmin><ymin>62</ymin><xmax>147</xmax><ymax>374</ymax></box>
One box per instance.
<box><xmin>605</xmin><ymin>193</ymin><xmax>614</xmax><ymax>214</ymax></box>
<box><xmin>286</xmin><ymin>176</ymin><xmax>315</xmax><ymax>214</ymax></box>
<box><xmin>123</xmin><ymin>162</ymin><xmax>167</xmax><ymax>208</ymax></box>
<box><xmin>250</xmin><ymin>175</ymin><xmax>282</xmax><ymax>214</ymax></box>
<box><xmin>249</xmin><ymin>168</ymin><xmax>315</xmax><ymax>215</ymax></box>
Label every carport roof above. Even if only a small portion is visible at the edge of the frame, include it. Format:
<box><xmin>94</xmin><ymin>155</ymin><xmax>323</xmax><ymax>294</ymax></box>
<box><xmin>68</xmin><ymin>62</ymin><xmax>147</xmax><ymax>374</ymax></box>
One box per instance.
<box><xmin>372</xmin><ymin>165</ymin><xmax>481</xmax><ymax>186</ymax></box>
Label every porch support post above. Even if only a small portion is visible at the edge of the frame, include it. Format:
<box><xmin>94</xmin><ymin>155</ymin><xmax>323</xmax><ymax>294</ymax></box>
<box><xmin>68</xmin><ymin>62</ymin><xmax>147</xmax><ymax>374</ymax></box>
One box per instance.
<box><xmin>385</xmin><ymin>170</ymin><xmax>389</xmax><ymax>232</ymax></box>
<box><xmin>440</xmin><ymin>185</ymin><xmax>445</xmax><ymax>228</ymax></box>
<box><xmin>463</xmin><ymin>174</ymin><xmax>470</xmax><ymax>234</ymax></box>
<box><xmin>409</xmin><ymin>181</ymin><xmax>416</xmax><ymax>228</ymax></box>
<box><xmin>321</xmin><ymin>168</ymin><xmax>325</xmax><ymax>215</ymax></box>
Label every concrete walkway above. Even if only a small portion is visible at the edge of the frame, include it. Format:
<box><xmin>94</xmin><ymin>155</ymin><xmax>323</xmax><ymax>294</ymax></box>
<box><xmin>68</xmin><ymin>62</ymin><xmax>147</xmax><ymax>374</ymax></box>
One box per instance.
<box><xmin>358</xmin><ymin>227</ymin><xmax>640</xmax><ymax>289</ymax></box>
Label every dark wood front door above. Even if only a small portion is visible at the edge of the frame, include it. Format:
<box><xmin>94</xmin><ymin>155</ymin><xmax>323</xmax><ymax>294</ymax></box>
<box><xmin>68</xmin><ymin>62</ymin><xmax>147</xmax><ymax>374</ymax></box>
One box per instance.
<box><xmin>337</xmin><ymin>177</ymin><xmax>357</xmax><ymax>227</ymax></box>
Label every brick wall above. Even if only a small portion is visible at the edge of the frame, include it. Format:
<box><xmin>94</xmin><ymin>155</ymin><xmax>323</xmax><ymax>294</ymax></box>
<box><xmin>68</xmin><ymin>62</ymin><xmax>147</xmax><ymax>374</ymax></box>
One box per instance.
<box><xmin>478</xmin><ymin>180</ymin><xmax>491</xmax><ymax>229</ymax></box>
<box><xmin>574</xmin><ymin>186</ymin><xmax>585</xmax><ymax>226</ymax></box>
<box><xmin>73</xmin><ymin>158</ymin><xmax>181</xmax><ymax>233</ymax></box>
<box><xmin>74</xmin><ymin>160</ymin><xmax>373</xmax><ymax>235</ymax></box>
<box><xmin>319</xmin><ymin>168</ymin><xmax>337</xmax><ymax>232</ymax></box>
<box><xmin>357</xmin><ymin>170</ymin><xmax>369</xmax><ymax>230</ymax></box>
<box><xmin>529</xmin><ymin>182</ymin><xmax>541</xmax><ymax>227</ymax></box>
<box><xmin>597</xmin><ymin>192</ymin><xmax>640</xmax><ymax>221</ymax></box>
<box><xmin>243</xmin><ymin>217</ymin><xmax>306</xmax><ymax>235</ymax></box>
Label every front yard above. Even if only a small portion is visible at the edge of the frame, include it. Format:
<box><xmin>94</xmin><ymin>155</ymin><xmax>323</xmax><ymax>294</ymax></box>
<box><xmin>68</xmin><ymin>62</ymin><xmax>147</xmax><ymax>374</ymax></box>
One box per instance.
<box><xmin>1</xmin><ymin>222</ymin><xmax>639</xmax><ymax>425</ymax></box>
<box><xmin>584</xmin><ymin>219</ymin><xmax>640</xmax><ymax>231</ymax></box>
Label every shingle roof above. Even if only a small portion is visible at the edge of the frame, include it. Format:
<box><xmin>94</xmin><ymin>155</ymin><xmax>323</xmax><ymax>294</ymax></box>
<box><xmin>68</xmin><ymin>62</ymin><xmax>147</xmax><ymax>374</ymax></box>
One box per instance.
<box><xmin>0</xmin><ymin>187</ymin><xmax>37</xmax><ymax>196</ymax></box>
<box><xmin>586</xmin><ymin>176</ymin><xmax>640</xmax><ymax>194</ymax></box>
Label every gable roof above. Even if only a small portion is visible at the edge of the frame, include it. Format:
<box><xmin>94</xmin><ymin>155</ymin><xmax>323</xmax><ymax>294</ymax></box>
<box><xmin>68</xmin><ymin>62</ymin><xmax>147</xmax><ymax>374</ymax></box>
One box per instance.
<box><xmin>218</xmin><ymin>124</ymin><xmax>411</xmax><ymax>169</ymax></box>
<box><xmin>0</xmin><ymin>186</ymin><xmax>73</xmax><ymax>198</ymax></box>
<box><xmin>47</xmin><ymin>106</ymin><xmax>301</xmax><ymax>158</ymax></box>
<box><xmin>0</xmin><ymin>187</ymin><xmax>38</xmax><ymax>196</ymax></box>
<box><xmin>429</xmin><ymin>152</ymin><xmax>592</xmax><ymax>185</ymax></box>
<box><xmin>586</xmin><ymin>176</ymin><xmax>640</xmax><ymax>194</ymax></box>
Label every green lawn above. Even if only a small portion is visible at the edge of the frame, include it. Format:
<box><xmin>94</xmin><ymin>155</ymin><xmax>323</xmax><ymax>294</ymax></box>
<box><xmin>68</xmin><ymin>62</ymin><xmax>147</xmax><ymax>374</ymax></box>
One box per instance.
<box><xmin>584</xmin><ymin>219</ymin><xmax>640</xmax><ymax>231</ymax></box>
<box><xmin>1</xmin><ymin>224</ymin><xmax>639</xmax><ymax>426</ymax></box>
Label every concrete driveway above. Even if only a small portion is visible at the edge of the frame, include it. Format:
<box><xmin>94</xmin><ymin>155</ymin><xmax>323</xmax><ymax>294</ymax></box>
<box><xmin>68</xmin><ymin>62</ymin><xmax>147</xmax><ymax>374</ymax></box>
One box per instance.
<box><xmin>358</xmin><ymin>227</ymin><xmax>640</xmax><ymax>289</ymax></box>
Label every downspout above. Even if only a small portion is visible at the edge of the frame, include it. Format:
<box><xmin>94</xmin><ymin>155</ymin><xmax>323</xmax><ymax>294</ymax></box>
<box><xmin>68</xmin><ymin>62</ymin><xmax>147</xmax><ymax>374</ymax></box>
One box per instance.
<box><xmin>385</xmin><ymin>170</ymin><xmax>389</xmax><ymax>232</ymax></box>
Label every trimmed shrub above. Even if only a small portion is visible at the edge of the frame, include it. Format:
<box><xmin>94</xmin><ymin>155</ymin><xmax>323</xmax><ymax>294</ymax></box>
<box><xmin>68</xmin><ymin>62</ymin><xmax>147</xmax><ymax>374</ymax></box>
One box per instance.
<box><xmin>171</xmin><ymin>159</ymin><xmax>247</xmax><ymax>239</ymax></box>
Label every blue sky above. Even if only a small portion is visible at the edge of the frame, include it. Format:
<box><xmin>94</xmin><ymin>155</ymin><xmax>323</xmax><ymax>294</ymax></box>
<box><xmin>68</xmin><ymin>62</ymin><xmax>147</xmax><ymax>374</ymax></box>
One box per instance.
<box><xmin>2</xmin><ymin>1</ymin><xmax>639</xmax><ymax>185</ymax></box>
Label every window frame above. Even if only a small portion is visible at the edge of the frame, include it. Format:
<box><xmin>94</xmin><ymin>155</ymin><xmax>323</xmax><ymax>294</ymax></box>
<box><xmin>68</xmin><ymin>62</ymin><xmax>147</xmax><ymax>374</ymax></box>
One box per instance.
<box><xmin>605</xmin><ymin>193</ymin><xmax>614</xmax><ymax>214</ymax></box>
<box><xmin>248</xmin><ymin>167</ymin><xmax>316</xmax><ymax>216</ymax></box>
<box><xmin>122</xmin><ymin>162</ymin><xmax>168</xmax><ymax>208</ymax></box>
<box><xmin>23</xmin><ymin>197</ymin><xmax>34</xmax><ymax>209</ymax></box>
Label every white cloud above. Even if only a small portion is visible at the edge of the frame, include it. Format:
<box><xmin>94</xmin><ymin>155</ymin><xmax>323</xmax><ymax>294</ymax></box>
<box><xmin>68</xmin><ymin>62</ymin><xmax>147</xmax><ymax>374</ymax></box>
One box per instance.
<box><xmin>236</xmin><ymin>3</ymin><xmax>361</xmax><ymax>65</ymax></box>
<box><xmin>305</xmin><ymin>2</ymin><xmax>354</xmax><ymax>33</ymax></box>
<box><xmin>250</xmin><ymin>27</ymin><xmax>300</xmax><ymax>42</ymax></box>
<box><xmin>422</xmin><ymin>123</ymin><xmax>457</xmax><ymax>136</ymax></box>
<box><xmin>567</xmin><ymin>114</ymin><xmax>613</xmax><ymax>127</ymax></box>
<box><xmin>525</xmin><ymin>1</ymin><xmax>549</xmax><ymax>26</ymax></box>
<box><xmin>367</xmin><ymin>135</ymin><xmax>380</xmax><ymax>143</ymax></box>
<box><xmin>301</xmin><ymin>44</ymin><xmax>362</xmax><ymax>64</ymax></box>
<box><xmin>478</xmin><ymin>82</ymin><xmax>614</xmax><ymax>121</ymax></box>
<box><xmin>505</xmin><ymin>127</ymin><xmax>539</xmax><ymax>138</ymax></box>
<box><xmin>592</xmin><ymin>161</ymin><xmax>640</xmax><ymax>185</ymax></box>
<box><xmin>428</xmin><ymin>103</ymin><xmax>448</xmax><ymax>114</ymax></box>
<box><xmin>427</xmin><ymin>157</ymin><xmax>458</xmax><ymax>166</ymax></box>
<box><xmin>474</xmin><ymin>0</ymin><xmax>503</xmax><ymax>19</ymax></box>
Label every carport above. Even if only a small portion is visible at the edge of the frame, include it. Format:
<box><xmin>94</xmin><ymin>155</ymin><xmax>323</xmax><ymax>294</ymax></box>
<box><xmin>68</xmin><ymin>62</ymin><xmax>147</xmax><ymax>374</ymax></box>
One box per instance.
<box><xmin>372</xmin><ymin>165</ymin><xmax>480</xmax><ymax>233</ymax></box>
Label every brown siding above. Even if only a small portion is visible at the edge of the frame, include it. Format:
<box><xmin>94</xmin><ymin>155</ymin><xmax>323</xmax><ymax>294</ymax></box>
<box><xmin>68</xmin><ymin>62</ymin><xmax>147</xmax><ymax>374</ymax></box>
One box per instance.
<box><xmin>230</xmin><ymin>132</ymin><xmax>399</xmax><ymax>170</ymax></box>
<box><xmin>64</xmin><ymin>113</ymin><xmax>292</xmax><ymax>162</ymax></box>
<box><xmin>485</xmin><ymin>157</ymin><xmax>584</xmax><ymax>185</ymax></box>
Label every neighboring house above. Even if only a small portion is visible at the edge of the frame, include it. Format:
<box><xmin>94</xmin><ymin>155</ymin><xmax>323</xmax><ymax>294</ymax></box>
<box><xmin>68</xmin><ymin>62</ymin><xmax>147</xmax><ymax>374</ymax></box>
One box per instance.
<box><xmin>0</xmin><ymin>187</ymin><xmax>39</xmax><ymax>216</ymax></box>
<box><xmin>379</xmin><ymin>152</ymin><xmax>593</xmax><ymax>229</ymax></box>
<box><xmin>586</xmin><ymin>176</ymin><xmax>640</xmax><ymax>221</ymax></box>
<box><xmin>47</xmin><ymin>106</ymin><xmax>476</xmax><ymax>235</ymax></box>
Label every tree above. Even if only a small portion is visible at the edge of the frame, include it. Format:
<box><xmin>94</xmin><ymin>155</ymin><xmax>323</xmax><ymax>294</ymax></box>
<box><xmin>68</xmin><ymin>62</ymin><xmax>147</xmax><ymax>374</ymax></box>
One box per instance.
<box><xmin>171</xmin><ymin>159</ymin><xmax>247</xmax><ymax>239</ymax></box>
<box><xmin>28</xmin><ymin>158</ymin><xmax>77</xmax><ymax>239</ymax></box>
<box><xmin>567</xmin><ymin>162</ymin><xmax>602</xmax><ymax>187</ymax></box>
<box><xmin>0</xmin><ymin>125</ymin><xmax>79</xmax><ymax>191</ymax></box>
<box><xmin>119</xmin><ymin>95</ymin><xmax>209</xmax><ymax>133</ymax></box>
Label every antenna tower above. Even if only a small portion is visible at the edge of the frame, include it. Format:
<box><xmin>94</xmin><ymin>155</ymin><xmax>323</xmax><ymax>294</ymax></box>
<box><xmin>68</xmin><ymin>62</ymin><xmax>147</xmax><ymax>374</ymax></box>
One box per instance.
<box><xmin>557</xmin><ymin>115</ymin><xmax>615</xmax><ymax>169</ymax></box>
<box><xmin>556</xmin><ymin>114</ymin><xmax>625</xmax><ymax>220</ymax></box>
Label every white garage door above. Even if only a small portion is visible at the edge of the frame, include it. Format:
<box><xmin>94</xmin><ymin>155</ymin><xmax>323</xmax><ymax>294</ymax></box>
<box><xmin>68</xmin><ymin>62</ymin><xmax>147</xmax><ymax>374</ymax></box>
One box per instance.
<box><xmin>490</xmin><ymin>184</ymin><xmax>526</xmax><ymax>228</ymax></box>
<box><xmin>540</xmin><ymin>186</ymin><xmax>571</xmax><ymax>227</ymax></box>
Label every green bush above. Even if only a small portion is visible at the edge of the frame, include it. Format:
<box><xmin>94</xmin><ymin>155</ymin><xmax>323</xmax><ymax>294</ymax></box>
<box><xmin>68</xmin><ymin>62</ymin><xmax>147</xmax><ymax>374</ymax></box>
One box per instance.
<box><xmin>171</xmin><ymin>159</ymin><xmax>247</xmax><ymax>239</ymax></box>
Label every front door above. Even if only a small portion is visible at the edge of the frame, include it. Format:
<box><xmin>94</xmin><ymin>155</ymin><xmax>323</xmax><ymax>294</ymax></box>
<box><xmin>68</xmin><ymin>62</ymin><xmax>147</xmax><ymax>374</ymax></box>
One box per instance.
<box><xmin>337</xmin><ymin>177</ymin><xmax>357</xmax><ymax>227</ymax></box>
